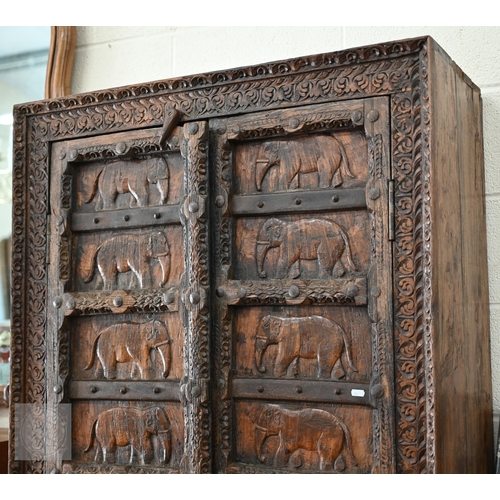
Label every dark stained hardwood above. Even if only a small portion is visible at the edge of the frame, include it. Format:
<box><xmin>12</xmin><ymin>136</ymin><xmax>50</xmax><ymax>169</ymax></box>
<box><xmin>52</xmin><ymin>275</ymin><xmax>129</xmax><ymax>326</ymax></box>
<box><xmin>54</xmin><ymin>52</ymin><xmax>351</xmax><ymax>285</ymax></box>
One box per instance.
<box><xmin>9</xmin><ymin>36</ymin><xmax>493</xmax><ymax>473</ymax></box>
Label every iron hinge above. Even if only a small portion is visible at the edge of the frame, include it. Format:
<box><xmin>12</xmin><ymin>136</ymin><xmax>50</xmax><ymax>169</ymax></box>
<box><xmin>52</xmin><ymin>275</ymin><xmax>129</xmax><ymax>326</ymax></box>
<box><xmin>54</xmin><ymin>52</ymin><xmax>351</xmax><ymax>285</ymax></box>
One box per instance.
<box><xmin>46</xmin><ymin>214</ymin><xmax>51</xmax><ymax>264</ymax></box>
<box><xmin>388</xmin><ymin>180</ymin><xmax>395</xmax><ymax>241</ymax></box>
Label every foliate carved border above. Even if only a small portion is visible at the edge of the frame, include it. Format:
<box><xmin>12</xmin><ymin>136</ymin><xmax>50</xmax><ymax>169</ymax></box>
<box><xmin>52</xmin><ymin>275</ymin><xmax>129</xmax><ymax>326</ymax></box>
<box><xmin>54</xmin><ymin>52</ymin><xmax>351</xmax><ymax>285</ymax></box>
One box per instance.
<box><xmin>14</xmin><ymin>39</ymin><xmax>424</xmax><ymax>145</ymax></box>
<box><xmin>179</xmin><ymin>122</ymin><xmax>211</xmax><ymax>473</ymax></box>
<box><xmin>10</xmin><ymin>37</ymin><xmax>432</xmax><ymax>474</ymax></box>
<box><xmin>391</xmin><ymin>48</ymin><xmax>433</xmax><ymax>473</ymax></box>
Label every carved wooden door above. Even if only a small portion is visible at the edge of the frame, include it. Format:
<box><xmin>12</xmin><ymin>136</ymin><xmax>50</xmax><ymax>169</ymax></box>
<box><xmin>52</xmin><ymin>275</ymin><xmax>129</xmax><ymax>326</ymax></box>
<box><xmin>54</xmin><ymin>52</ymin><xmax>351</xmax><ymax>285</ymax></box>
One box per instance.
<box><xmin>44</xmin><ymin>96</ymin><xmax>393</xmax><ymax>474</ymax></box>
<box><xmin>211</xmin><ymin>97</ymin><xmax>395</xmax><ymax>473</ymax></box>
<box><xmin>46</xmin><ymin>121</ymin><xmax>211</xmax><ymax>473</ymax></box>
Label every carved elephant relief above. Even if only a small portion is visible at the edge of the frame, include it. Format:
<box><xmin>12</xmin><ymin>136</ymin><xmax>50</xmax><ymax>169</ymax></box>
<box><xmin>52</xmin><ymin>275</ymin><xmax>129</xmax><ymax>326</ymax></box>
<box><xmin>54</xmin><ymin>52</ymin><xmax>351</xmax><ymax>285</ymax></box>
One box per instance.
<box><xmin>255</xmin><ymin>315</ymin><xmax>357</xmax><ymax>379</ymax></box>
<box><xmin>85</xmin><ymin>406</ymin><xmax>171</xmax><ymax>465</ymax></box>
<box><xmin>256</xmin><ymin>218</ymin><xmax>356</xmax><ymax>279</ymax></box>
<box><xmin>254</xmin><ymin>404</ymin><xmax>357</xmax><ymax>471</ymax></box>
<box><xmin>80</xmin><ymin>230</ymin><xmax>171</xmax><ymax>290</ymax></box>
<box><xmin>81</xmin><ymin>156</ymin><xmax>170</xmax><ymax>211</ymax></box>
<box><xmin>255</xmin><ymin>135</ymin><xmax>354</xmax><ymax>191</ymax></box>
<box><xmin>84</xmin><ymin>319</ymin><xmax>171</xmax><ymax>379</ymax></box>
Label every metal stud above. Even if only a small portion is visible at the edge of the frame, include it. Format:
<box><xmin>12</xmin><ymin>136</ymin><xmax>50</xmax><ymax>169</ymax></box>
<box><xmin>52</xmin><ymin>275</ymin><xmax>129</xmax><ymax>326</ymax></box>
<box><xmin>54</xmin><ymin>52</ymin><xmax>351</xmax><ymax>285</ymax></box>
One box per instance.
<box><xmin>367</xmin><ymin>110</ymin><xmax>379</xmax><ymax>122</ymax></box>
<box><xmin>368</xmin><ymin>188</ymin><xmax>381</xmax><ymax>200</ymax></box>
<box><xmin>113</xmin><ymin>296</ymin><xmax>123</xmax><ymax>307</ymax></box>
<box><xmin>188</xmin><ymin>123</ymin><xmax>199</xmax><ymax>135</ymax></box>
<box><xmin>190</xmin><ymin>291</ymin><xmax>201</xmax><ymax>305</ymax></box>
<box><xmin>116</xmin><ymin>142</ymin><xmax>127</xmax><ymax>155</ymax></box>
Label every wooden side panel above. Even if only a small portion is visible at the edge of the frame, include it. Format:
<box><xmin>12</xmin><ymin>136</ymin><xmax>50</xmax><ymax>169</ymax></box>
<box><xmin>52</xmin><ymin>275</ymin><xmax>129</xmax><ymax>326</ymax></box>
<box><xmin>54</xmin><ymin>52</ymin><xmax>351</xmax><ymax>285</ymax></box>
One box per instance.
<box><xmin>428</xmin><ymin>40</ymin><xmax>493</xmax><ymax>473</ymax></box>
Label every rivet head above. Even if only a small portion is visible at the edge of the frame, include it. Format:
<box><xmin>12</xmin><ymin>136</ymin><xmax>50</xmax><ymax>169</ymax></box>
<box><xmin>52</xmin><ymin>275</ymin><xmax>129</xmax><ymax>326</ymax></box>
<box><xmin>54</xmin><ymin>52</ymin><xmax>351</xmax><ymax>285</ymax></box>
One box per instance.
<box><xmin>351</xmin><ymin>110</ymin><xmax>363</xmax><ymax>123</ymax></box>
<box><xmin>163</xmin><ymin>292</ymin><xmax>175</xmax><ymax>304</ymax></box>
<box><xmin>53</xmin><ymin>297</ymin><xmax>62</xmax><ymax>308</ymax></box>
<box><xmin>188</xmin><ymin>201</ymin><xmax>199</xmax><ymax>213</ymax></box>
<box><xmin>90</xmin><ymin>386</ymin><xmax>98</xmax><ymax>394</ymax></box>
<box><xmin>191</xmin><ymin>385</ymin><xmax>201</xmax><ymax>397</ymax></box>
<box><xmin>113</xmin><ymin>296</ymin><xmax>123</xmax><ymax>307</ymax></box>
<box><xmin>215</xmin><ymin>195</ymin><xmax>225</xmax><ymax>208</ymax></box>
<box><xmin>216</xmin><ymin>287</ymin><xmax>225</xmax><ymax>298</ymax></box>
<box><xmin>295</xmin><ymin>386</ymin><xmax>303</xmax><ymax>394</ymax></box>
<box><xmin>257</xmin><ymin>201</ymin><xmax>264</xmax><ymax>208</ymax></box>
<box><xmin>153</xmin><ymin>213</ymin><xmax>161</xmax><ymax>219</ymax></box>
<box><xmin>257</xmin><ymin>386</ymin><xmax>264</xmax><ymax>393</ymax></box>
<box><xmin>294</xmin><ymin>198</ymin><xmax>302</xmax><ymax>205</ymax></box>
<box><xmin>371</xmin><ymin>384</ymin><xmax>384</xmax><ymax>399</ymax></box>
<box><xmin>288</xmin><ymin>285</ymin><xmax>300</xmax><ymax>298</ymax></box>
<box><xmin>116</xmin><ymin>142</ymin><xmax>127</xmax><ymax>155</ymax></box>
<box><xmin>188</xmin><ymin>123</ymin><xmax>199</xmax><ymax>135</ymax></box>
<box><xmin>289</xmin><ymin>118</ymin><xmax>300</xmax><ymax>129</ymax></box>
<box><xmin>231</xmin><ymin>126</ymin><xmax>240</xmax><ymax>134</ymax></box>
<box><xmin>332</xmin><ymin>195</ymin><xmax>340</xmax><ymax>203</ymax></box>
<box><xmin>334</xmin><ymin>388</ymin><xmax>342</xmax><ymax>396</ymax></box>
<box><xmin>123</xmin><ymin>214</ymin><xmax>130</xmax><ymax>221</ymax></box>
<box><xmin>367</xmin><ymin>110</ymin><xmax>379</xmax><ymax>122</ymax></box>
<box><xmin>68</xmin><ymin>149</ymin><xmax>78</xmax><ymax>161</ymax></box>
<box><xmin>120</xmin><ymin>387</ymin><xmax>127</xmax><ymax>394</ymax></box>
<box><xmin>346</xmin><ymin>285</ymin><xmax>359</xmax><ymax>298</ymax></box>
<box><xmin>93</xmin><ymin>217</ymin><xmax>99</xmax><ymax>224</ymax></box>
<box><xmin>368</xmin><ymin>188</ymin><xmax>381</xmax><ymax>200</ymax></box>
<box><xmin>53</xmin><ymin>385</ymin><xmax>62</xmax><ymax>394</ymax></box>
<box><xmin>371</xmin><ymin>286</ymin><xmax>381</xmax><ymax>297</ymax></box>
<box><xmin>190</xmin><ymin>291</ymin><xmax>201</xmax><ymax>305</ymax></box>
<box><xmin>66</xmin><ymin>298</ymin><xmax>76</xmax><ymax>310</ymax></box>
<box><xmin>153</xmin><ymin>387</ymin><xmax>161</xmax><ymax>394</ymax></box>
<box><xmin>216</xmin><ymin>123</ymin><xmax>227</xmax><ymax>135</ymax></box>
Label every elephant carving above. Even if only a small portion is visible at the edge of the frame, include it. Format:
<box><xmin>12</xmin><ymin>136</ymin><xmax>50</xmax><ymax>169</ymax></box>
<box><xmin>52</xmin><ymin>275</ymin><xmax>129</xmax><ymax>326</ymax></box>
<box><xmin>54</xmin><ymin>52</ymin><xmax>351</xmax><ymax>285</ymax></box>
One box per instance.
<box><xmin>254</xmin><ymin>404</ymin><xmax>357</xmax><ymax>471</ymax></box>
<box><xmin>85</xmin><ymin>406</ymin><xmax>171</xmax><ymax>465</ymax></box>
<box><xmin>256</xmin><ymin>218</ymin><xmax>356</xmax><ymax>279</ymax></box>
<box><xmin>80</xmin><ymin>156</ymin><xmax>170</xmax><ymax>211</ymax></box>
<box><xmin>255</xmin><ymin>315</ymin><xmax>357</xmax><ymax>379</ymax></box>
<box><xmin>80</xmin><ymin>231</ymin><xmax>171</xmax><ymax>289</ymax></box>
<box><xmin>255</xmin><ymin>135</ymin><xmax>354</xmax><ymax>191</ymax></box>
<box><xmin>84</xmin><ymin>319</ymin><xmax>171</xmax><ymax>379</ymax></box>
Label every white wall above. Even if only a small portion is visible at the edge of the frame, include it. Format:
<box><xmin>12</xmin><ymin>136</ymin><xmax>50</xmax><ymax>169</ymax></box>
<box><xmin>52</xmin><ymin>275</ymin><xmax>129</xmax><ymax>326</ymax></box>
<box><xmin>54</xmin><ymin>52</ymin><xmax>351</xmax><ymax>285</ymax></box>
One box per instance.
<box><xmin>71</xmin><ymin>25</ymin><xmax>500</xmax><ymax>431</ymax></box>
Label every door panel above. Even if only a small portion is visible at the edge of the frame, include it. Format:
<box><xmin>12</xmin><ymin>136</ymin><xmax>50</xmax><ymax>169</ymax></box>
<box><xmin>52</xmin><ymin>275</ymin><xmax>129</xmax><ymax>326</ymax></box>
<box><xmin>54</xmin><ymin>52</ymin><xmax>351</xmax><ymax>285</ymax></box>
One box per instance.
<box><xmin>212</xmin><ymin>98</ymin><xmax>394</xmax><ymax>473</ymax></box>
<box><xmin>46</xmin><ymin>124</ymin><xmax>210</xmax><ymax>474</ymax></box>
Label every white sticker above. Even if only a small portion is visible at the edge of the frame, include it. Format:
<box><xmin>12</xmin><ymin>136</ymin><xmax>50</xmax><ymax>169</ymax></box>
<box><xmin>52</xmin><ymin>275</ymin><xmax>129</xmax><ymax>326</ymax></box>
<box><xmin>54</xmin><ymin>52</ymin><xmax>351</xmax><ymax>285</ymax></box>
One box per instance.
<box><xmin>351</xmin><ymin>389</ymin><xmax>365</xmax><ymax>397</ymax></box>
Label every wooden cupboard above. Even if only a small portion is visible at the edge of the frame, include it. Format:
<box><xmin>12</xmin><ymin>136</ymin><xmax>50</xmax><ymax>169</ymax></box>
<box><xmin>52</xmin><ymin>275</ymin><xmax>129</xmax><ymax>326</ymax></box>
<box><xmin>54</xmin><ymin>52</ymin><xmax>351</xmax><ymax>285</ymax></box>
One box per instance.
<box><xmin>9</xmin><ymin>36</ymin><xmax>493</xmax><ymax>473</ymax></box>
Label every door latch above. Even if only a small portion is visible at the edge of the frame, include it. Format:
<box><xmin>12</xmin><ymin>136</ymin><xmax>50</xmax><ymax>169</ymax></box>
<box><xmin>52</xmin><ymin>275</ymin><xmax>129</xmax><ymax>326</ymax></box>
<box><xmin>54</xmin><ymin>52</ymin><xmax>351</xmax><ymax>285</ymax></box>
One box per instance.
<box><xmin>159</xmin><ymin>105</ymin><xmax>181</xmax><ymax>148</ymax></box>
